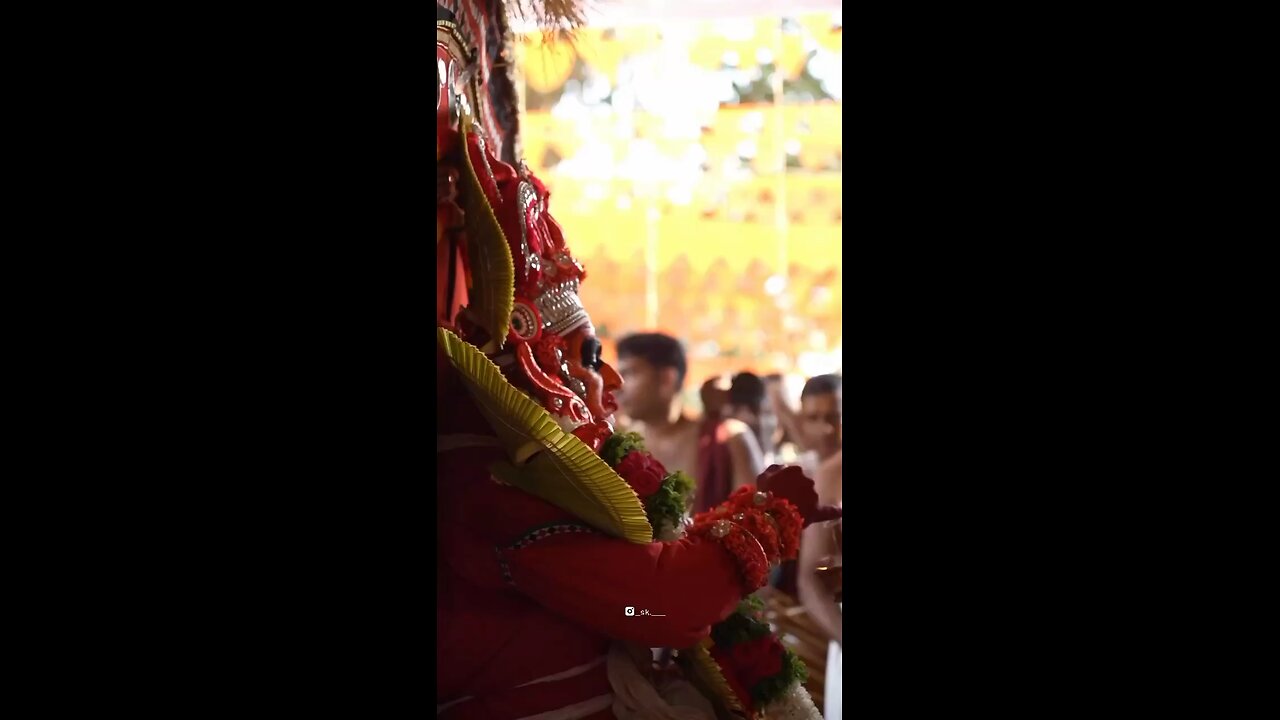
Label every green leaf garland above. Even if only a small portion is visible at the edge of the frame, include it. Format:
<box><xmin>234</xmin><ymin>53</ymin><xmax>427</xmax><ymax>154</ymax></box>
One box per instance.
<box><xmin>707</xmin><ymin>598</ymin><xmax>811</xmax><ymax>709</ymax></box>
<box><xmin>601</xmin><ymin>431</ymin><xmax>646</xmax><ymax>467</ymax></box>
<box><xmin>643</xmin><ymin>470</ymin><xmax>694</xmax><ymax>537</ymax></box>
<box><xmin>710</xmin><ymin>606</ymin><xmax>773</xmax><ymax>648</ymax></box>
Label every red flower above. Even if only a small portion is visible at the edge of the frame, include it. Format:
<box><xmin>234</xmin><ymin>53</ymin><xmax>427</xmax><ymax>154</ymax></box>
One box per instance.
<box><xmin>616</xmin><ymin>451</ymin><xmax>667</xmax><ymax>498</ymax></box>
<box><xmin>708</xmin><ymin>645</ymin><xmax>757</xmax><ymax>717</ymax></box>
<box><xmin>725</xmin><ymin>635</ymin><xmax>786</xmax><ymax>690</ymax></box>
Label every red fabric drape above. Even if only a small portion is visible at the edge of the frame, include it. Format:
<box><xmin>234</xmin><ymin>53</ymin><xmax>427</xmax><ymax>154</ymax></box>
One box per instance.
<box><xmin>695</xmin><ymin>419</ymin><xmax>734</xmax><ymax>513</ymax></box>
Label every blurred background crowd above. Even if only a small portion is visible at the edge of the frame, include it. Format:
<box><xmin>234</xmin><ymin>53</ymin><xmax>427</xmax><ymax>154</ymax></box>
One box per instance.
<box><xmin>510</xmin><ymin>0</ymin><xmax>842</xmax><ymax>400</ymax></box>
<box><xmin>508</xmin><ymin>0</ymin><xmax>843</xmax><ymax>710</ymax></box>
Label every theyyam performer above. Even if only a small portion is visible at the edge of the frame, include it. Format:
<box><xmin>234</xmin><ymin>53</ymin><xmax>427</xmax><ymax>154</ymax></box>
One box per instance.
<box><xmin>437</xmin><ymin>2</ymin><xmax>841</xmax><ymax>717</ymax></box>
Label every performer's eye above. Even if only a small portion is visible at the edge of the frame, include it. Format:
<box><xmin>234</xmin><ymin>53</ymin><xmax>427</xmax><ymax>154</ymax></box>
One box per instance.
<box><xmin>581</xmin><ymin>337</ymin><xmax>603</xmax><ymax>371</ymax></box>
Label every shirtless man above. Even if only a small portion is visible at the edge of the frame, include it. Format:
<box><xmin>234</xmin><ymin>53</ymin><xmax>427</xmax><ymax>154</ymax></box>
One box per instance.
<box><xmin>614</xmin><ymin>333</ymin><xmax>763</xmax><ymax>510</ymax></box>
<box><xmin>767</xmin><ymin>374</ymin><xmax>841</xmax><ymax>474</ymax></box>
<box><xmin>726</xmin><ymin>372</ymin><xmax>779</xmax><ymax>463</ymax></box>
<box><xmin>699</xmin><ymin>374</ymin><xmax>731</xmax><ymax>422</ymax></box>
<box><xmin>793</xmin><ymin>374</ymin><xmax>842</xmax><ymax>719</ymax></box>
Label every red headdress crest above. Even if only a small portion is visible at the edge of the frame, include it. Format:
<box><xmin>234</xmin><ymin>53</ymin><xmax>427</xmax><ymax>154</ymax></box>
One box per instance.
<box><xmin>439</xmin><ymin>70</ymin><xmax>612</xmax><ymax>447</ymax></box>
<box><xmin>460</xmin><ymin>135</ymin><xmax>601</xmax><ymax>431</ymax></box>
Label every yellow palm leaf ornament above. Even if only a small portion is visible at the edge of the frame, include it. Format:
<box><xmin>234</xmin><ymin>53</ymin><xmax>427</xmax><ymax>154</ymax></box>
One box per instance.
<box><xmin>438</xmin><ymin>327</ymin><xmax>653</xmax><ymax>544</ymax></box>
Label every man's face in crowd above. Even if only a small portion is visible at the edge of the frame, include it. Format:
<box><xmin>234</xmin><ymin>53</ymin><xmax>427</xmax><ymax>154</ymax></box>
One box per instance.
<box><xmin>800</xmin><ymin>390</ymin><xmax>842</xmax><ymax>458</ymax></box>
<box><xmin>615</xmin><ymin>356</ymin><xmax>675</xmax><ymax>421</ymax></box>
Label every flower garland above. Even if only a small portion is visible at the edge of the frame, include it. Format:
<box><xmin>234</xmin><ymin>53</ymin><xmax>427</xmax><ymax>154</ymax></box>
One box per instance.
<box><xmin>693</xmin><ymin>485</ymin><xmax>804</xmax><ymax>563</ymax></box>
<box><xmin>763</xmin><ymin>682</ymin><xmax>824</xmax><ymax>720</ymax></box>
<box><xmin>597</xmin><ymin>433</ymin><xmax>823</xmax><ymax>718</ymax></box>
<box><xmin>675</xmin><ymin>597</ymin><xmax>818</xmax><ymax>720</ymax></box>
<box><xmin>646</xmin><ymin>469</ymin><xmax>694</xmax><ymax>541</ymax></box>
<box><xmin>729</xmin><ymin>510</ymin><xmax>783</xmax><ymax>564</ymax></box>
<box><xmin>705</xmin><ymin>597</ymin><xmax>813</xmax><ymax>718</ymax></box>
<box><xmin>688</xmin><ymin>518</ymin><xmax>771</xmax><ymax>591</ymax></box>
<box><xmin>600</xmin><ymin>430</ymin><xmax>645</xmax><ymax>466</ymax></box>
<box><xmin>600</xmin><ymin>431</ymin><xmax>694</xmax><ymax>540</ymax></box>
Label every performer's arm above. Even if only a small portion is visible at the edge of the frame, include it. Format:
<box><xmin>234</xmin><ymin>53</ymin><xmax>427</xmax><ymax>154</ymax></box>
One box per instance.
<box><xmin>497</xmin><ymin>530</ymin><xmax>749</xmax><ymax>649</ymax></box>
<box><xmin>797</xmin><ymin>451</ymin><xmax>843</xmax><ymax>646</ymax></box>
<box><xmin>765</xmin><ymin>376</ymin><xmax>806</xmax><ymax>452</ymax></box>
<box><xmin>797</xmin><ymin>521</ymin><xmax>842</xmax><ymax>647</ymax></box>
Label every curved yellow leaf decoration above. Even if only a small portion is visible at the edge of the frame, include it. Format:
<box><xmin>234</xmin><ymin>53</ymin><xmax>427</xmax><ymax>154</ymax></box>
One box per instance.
<box><xmin>457</xmin><ymin>116</ymin><xmax>514</xmax><ymax>347</ymax></box>
<box><xmin>438</xmin><ymin>327</ymin><xmax>653</xmax><ymax>544</ymax></box>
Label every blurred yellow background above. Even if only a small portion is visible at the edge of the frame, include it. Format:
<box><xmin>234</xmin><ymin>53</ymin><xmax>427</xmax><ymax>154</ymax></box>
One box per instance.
<box><xmin>514</xmin><ymin>8</ymin><xmax>842</xmax><ymax>402</ymax></box>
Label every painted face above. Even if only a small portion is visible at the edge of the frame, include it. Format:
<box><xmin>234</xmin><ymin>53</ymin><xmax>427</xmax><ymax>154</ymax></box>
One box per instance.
<box><xmin>563</xmin><ymin>323</ymin><xmax>621</xmax><ymax>422</ymax></box>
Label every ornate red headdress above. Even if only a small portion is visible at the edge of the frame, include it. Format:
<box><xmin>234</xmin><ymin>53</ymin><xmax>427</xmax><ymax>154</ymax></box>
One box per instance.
<box><xmin>466</xmin><ymin>135</ymin><xmax>600</xmax><ymax>430</ymax></box>
<box><xmin>438</xmin><ymin>17</ymin><xmax>614</xmax><ymax>449</ymax></box>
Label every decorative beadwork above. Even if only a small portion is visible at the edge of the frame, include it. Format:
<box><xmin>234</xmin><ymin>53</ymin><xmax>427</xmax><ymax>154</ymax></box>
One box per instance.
<box><xmin>517</xmin><ymin>181</ymin><xmax>541</xmax><ymax>282</ymax></box>
<box><xmin>508</xmin><ymin>522</ymin><xmax>597</xmax><ymax>550</ymax></box>
<box><xmin>496</xmin><ymin>522</ymin><xmax>599</xmax><ymax>586</ymax></box>
<box><xmin>533</xmin><ymin>278</ymin><xmax>588</xmax><ymax>336</ymax></box>
<box><xmin>435</xmin><ymin>20</ymin><xmax>473</xmax><ymax>67</ymax></box>
<box><xmin>510</xmin><ymin>301</ymin><xmax>540</xmax><ymax>341</ymax></box>
<box><xmin>556</xmin><ymin>252</ymin><xmax>584</xmax><ymax>276</ymax></box>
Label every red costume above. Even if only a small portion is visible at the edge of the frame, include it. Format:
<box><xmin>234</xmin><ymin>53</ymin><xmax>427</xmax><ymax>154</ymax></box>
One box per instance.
<box><xmin>437</xmin><ymin>5</ymin><xmax>834</xmax><ymax>717</ymax></box>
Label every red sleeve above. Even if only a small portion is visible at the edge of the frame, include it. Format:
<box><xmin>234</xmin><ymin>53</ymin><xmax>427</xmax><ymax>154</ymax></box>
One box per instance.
<box><xmin>500</xmin><ymin>529</ymin><xmax>746</xmax><ymax>649</ymax></box>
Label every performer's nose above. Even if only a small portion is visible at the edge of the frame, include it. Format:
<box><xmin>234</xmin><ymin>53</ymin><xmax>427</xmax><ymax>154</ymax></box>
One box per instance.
<box><xmin>600</xmin><ymin>362</ymin><xmax>622</xmax><ymax>390</ymax></box>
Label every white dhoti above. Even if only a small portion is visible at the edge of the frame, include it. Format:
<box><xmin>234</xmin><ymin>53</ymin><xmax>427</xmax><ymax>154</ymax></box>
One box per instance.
<box><xmin>825</xmin><ymin>641</ymin><xmax>841</xmax><ymax>719</ymax></box>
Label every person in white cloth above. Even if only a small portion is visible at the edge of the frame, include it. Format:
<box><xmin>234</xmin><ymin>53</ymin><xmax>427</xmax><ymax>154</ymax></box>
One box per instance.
<box><xmin>798</xmin><ymin>450</ymin><xmax>842</xmax><ymax>718</ymax></box>
<box><xmin>792</xmin><ymin>375</ymin><xmax>843</xmax><ymax>718</ymax></box>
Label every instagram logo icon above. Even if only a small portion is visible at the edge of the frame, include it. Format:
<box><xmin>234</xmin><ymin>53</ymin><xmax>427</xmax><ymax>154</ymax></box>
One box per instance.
<box><xmin>624</xmin><ymin>607</ymin><xmax>635</xmax><ymax>616</ymax></box>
